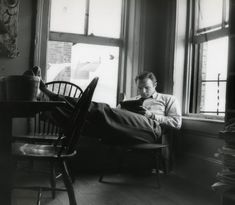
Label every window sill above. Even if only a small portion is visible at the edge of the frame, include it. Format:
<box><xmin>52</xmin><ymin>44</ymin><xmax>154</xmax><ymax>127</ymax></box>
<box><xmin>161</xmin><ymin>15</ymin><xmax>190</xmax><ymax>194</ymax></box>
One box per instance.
<box><xmin>181</xmin><ymin>115</ymin><xmax>225</xmax><ymax>138</ymax></box>
<box><xmin>182</xmin><ymin>115</ymin><xmax>224</xmax><ymax>124</ymax></box>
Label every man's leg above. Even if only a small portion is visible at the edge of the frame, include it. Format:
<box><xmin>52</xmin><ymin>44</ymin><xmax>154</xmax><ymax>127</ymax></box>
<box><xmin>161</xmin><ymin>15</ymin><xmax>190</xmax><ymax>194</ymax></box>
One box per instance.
<box><xmin>39</xmin><ymin>80</ymin><xmax>161</xmax><ymax>145</ymax></box>
<box><xmin>83</xmin><ymin>102</ymin><xmax>161</xmax><ymax>145</ymax></box>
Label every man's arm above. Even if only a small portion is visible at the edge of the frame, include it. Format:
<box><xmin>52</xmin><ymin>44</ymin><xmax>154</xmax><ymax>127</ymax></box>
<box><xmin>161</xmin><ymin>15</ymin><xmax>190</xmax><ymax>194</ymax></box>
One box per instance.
<box><xmin>144</xmin><ymin>96</ymin><xmax>182</xmax><ymax>129</ymax></box>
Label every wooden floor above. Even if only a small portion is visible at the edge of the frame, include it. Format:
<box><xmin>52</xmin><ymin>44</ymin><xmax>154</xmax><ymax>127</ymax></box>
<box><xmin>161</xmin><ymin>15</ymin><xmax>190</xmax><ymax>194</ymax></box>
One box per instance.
<box><xmin>12</xmin><ymin>170</ymin><xmax>220</xmax><ymax>205</ymax></box>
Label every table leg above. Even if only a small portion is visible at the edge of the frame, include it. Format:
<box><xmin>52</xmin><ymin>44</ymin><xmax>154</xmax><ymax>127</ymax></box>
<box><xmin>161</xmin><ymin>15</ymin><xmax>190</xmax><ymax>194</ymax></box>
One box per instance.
<box><xmin>0</xmin><ymin>114</ymin><xmax>12</xmax><ymax>205</ymax></box>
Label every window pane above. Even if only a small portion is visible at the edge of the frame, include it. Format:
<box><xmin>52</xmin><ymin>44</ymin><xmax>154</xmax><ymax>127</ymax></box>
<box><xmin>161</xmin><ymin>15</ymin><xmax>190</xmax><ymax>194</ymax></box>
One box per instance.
<box><xmin>225</xmin><ymin>0</ymin><xmax>230</xmax><ymax>23</ymax></box>
<box><xmin>46</xmin><ymin>41</ymin><xmax>119</xmax><ymax>107</ymax></box>
<box><xmin>47</xmin><ymin>41</ymin><xmax>72</xmax><ymax>82</ymax></box>
<box><xmin>199</xmin><ymin>37</ymin><xmax>228</xmax><ymax>116</ymax></box>
<box><xmin>200</xmin><ymin>82</ymin><xmax>226</xmax><ymax>116</ymax></box>
<box><xmin>71</xmin><ymin>44</ymin><xmax>119</xmax><ymax>107</ymax></box>
<box><xmin>88</xmin><ymin>0</ymin><xmax>122</xmax><ymax>38</ymax></box>
<box><xmin>201</xmin><ymin>37</ymin><xmax>228</xmax><ymax>81</ymax></box>
<box><xmin>50</xmin><ymin>0</ymin><xmax>86</xmax><ymax>34</ymax></box>
<box><xmin>195</xmin><ymin>0</ymin><xmax>223</xmax><ymax>30</ymax></box>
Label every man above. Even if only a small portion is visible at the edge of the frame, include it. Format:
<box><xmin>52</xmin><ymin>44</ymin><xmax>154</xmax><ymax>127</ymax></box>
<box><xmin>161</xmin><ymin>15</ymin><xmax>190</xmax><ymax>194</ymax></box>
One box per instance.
<box><xmin>38</xmin><ymin>69</ymin><xmax>181</xmax><ymax>145</ymax></box>
<box><xmin>124</xmin><ymin>71</ymin><xmax>181</xmax><ymax>129</ymax></box>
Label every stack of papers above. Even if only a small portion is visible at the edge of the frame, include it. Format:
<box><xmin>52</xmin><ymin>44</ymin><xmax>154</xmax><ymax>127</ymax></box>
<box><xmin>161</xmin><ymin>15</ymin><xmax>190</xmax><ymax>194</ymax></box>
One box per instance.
<box><xmin>212</xmin><ymin>130</ymin><xmax>235</xmax><ymax>192</ymax></box>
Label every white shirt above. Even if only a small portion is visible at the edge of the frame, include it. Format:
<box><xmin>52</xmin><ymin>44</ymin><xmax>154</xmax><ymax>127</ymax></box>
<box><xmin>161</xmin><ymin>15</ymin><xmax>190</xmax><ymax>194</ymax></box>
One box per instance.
<box><xmin>125</xmin><ymin>92</ymin><xmax>182</xmax><ymax>129</ymax></box>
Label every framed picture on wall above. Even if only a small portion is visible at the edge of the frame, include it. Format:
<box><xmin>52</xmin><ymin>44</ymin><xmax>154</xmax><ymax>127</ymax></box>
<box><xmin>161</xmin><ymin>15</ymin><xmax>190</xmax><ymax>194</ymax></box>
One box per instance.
<box><xmin>0</xmin><ymin>0</ymin><xmax>19</xmax><ymax>58</ymax></box>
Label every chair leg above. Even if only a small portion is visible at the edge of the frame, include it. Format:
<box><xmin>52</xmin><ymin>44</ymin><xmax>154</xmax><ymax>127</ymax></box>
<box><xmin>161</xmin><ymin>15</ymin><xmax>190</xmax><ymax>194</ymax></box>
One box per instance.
<box><xmin>67</xmin><ymin>161</ymin><xmax>76</xmax><ymax>183</ymax></box>
<box><xmin>50</xmin><ymin>162</ymin><xmax>56</xmax><ymax>199</ymax></box>
<box><xmin>98</xmin><ymin>146</ymin><xmax>123</xmax><ymax>182</ymax></box>
<box><xmin>117</xmin><ymin>147</ymin><xmax>126</xmax><ymax>174</ymax></box>
<box><xmin>98</xmin><ymin>146</ymin><xmax>113</xmax><ymax>182</ymax></box>
<box><xmin>36</xmin><ymin>187</ymin><xmax>42</xmax><ymax>205</ymax></box>
<box><xmin>99</xmin><ymin>174</ymin><xmax>104</xmax><ymax>182</ymax></box>
<box><xmin>60</xmin><ymin>160</ymin><xmax>77</xmax><ymax>205</ymax></box>
<box><xmin>154</xmin><ymin>151</ymin><xmax>161</xmax><ymax>189</ymax></box>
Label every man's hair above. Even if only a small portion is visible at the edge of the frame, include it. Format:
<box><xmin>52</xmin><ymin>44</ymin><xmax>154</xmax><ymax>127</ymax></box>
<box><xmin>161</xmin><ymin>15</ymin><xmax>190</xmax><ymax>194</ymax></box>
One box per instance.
<box><xmin>135</xmin><ymin>71</ymin><xmax>157</xmax><ymax>83</ymax></box>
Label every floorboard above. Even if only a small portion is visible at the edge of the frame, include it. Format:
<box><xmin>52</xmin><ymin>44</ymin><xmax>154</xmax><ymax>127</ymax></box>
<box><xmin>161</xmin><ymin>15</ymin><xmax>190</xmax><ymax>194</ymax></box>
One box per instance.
<box><xmin>12</xmin><ymin>171</ymin><xmax>220</xmax><ymax>205</ymax></box>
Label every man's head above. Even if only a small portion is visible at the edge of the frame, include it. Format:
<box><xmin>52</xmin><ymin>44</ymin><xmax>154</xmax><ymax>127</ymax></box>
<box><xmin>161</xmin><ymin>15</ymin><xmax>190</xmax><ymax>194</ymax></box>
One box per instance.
<box><xmin>135</xmin><ymin>71</ymin><xmax>157</xmax><ymax>99</ymax></box>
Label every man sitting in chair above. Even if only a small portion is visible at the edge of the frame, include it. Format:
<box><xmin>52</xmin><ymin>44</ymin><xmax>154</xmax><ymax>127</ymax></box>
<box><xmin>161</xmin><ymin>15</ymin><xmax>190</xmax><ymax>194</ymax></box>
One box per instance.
<box><xmin>120</xmin><ymin>71</ymin><xmax>181</xmax><ymax>129</ymax></box>
<box><xmin>37</xmin><ymin>68</ymin><xmax>181</xmax><ymax>146</ymax></box>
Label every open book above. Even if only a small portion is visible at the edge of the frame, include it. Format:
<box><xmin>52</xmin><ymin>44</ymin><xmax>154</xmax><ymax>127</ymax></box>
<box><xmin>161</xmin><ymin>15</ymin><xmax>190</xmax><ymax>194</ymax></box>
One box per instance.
<box><xmin>120</xmin><ymin>99</ymin><xmax>145</xmax><ymax>114</ymax></box>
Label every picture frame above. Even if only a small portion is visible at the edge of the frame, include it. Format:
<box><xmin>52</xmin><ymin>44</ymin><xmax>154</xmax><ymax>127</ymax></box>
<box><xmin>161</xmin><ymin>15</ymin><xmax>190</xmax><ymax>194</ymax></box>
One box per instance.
<box><xmin>0</xmin><ymin>0</ymin><xmax>20</xmax><ymax>58</ymax></box>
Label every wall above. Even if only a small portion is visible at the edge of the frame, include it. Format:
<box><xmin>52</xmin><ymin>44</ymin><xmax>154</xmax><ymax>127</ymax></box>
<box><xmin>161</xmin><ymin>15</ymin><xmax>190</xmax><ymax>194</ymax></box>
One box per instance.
<box><xmin>175</xmin><ymin>119</ymin><xmax>224</xmax><ymax>189</ymax></box>
<box><xmin>226</xmin><ymin>0</ymin><xmax>235</xmax><ymax>121</ymax></box>
<box><xmin>0</xmin><ymin>0</ymin><xmax>36</xmax><ymax>134</ymax></box>
<box><xmin>121</xmin><ymin>0</ymin><xmax>176</xmax><ymax>96</ymax></box>
<box><xmin>141</xmin><ymin>0</ymin><xmax>176</xmax><ymax>94</ymax></box>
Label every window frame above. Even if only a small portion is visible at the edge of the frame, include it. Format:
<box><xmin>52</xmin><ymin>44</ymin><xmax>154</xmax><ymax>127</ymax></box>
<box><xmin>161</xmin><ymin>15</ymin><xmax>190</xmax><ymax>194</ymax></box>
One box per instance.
<box><xmin>184</xmin><ymin>0</ymin><xmax>229</xmax><ymax>121</ymax></box>
<box><xmin>48</xmin><ymin>0</ymin><xmax>125</xmax><ymax>105</ymax></box>
<box><xmin>34</xmin><ymin>0</ymin><xmax>129</xmax><ymax>106</ymax></box>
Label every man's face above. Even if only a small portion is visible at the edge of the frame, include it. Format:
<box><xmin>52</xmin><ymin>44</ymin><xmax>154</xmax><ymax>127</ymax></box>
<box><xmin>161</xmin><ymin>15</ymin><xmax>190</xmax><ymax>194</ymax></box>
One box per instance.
<box><xmin>137</xmin><ymin>78</ymin><xmax>156</xmax><ymax>99</ymax></box>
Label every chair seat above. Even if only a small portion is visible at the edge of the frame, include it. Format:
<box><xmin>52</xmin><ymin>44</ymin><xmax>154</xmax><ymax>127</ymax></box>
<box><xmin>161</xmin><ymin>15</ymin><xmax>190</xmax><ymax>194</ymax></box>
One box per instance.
<box><xmin>13</xmin><ymin>134</ymin><xmax>62</xmax><ymax>143</ymax></box>
<box><xmin>12</xmin><ymin>142</ymin><xmax>76</xmax><ymax>158</ymax></box>
<box><xmin>99</xmin><ymin>143</ymin><xmax>169</xmax><ymax>187</ymax></box>
<box><xmin>127</xmin><ymin>143</ymin><xmax>168</xmax><ymax>150</ymax></box>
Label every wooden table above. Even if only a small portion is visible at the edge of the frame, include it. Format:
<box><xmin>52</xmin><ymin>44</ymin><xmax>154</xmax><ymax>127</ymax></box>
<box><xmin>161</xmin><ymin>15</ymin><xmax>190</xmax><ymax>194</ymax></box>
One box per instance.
<box><xmin>0</xmin><ymin>101</ymin><xmax>65</xmax><ymax>205</ymax></box>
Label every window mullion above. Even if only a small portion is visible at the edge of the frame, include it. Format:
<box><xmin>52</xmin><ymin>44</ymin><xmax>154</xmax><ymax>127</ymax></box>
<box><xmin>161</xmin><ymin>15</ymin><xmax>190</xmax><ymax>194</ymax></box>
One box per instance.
<box><xmin>84</xmin><ymin>0</ymin><xmax>90</xmax><ymax>35</ymax></box>
<box><xmin>193</xmin><ymin>0</ymin><xmax>198</xmax><ymax>36</ymax></box>
<box><xmin>222</xmin><ymin>0</ymin><xmax>227</xmax><ymax>27</ymax></box>
<box><xmin>190</xmin><ymin>44</ymin><xmax>198</xmax><ymax>113</ymax></box>
<box><xmin>49</xmin><ymin>31</ymin><xmax>122</xmax><ymax>47</ymax></box>
<box><xmin>197</xmin><ymin>44</ymin><xmax>203</xmax><ymax>114</ymax></box>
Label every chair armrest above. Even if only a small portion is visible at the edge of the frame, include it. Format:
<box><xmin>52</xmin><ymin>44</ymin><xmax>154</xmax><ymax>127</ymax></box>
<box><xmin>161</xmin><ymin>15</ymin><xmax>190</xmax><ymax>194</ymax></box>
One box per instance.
<box><xmin>12</xmin><ymin>134</ymin><xmax>65</xmax><ymax>144</ymax></box>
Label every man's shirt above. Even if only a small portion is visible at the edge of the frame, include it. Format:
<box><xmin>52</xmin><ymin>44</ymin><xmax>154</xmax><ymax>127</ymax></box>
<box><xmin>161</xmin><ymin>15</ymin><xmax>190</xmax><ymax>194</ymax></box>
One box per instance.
<box><xmin>123</xmin><ymin>92</ymin><xmax>182</xmax><ymax>129</ymax></box>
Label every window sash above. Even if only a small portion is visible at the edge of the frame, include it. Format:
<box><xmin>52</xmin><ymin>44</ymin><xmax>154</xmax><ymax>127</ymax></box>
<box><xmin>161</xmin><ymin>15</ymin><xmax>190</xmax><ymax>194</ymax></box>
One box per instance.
<box><xmin>48</xmin><ymin>0</ymin><xmax>124</xmax><ymax>48</ymax></box>
<box><xmin>190</xmin><ymin>40</ymin><xmax>228</xmax><ymax>117</ymax></box>
<box><xmin>194</xmin><ymin>0</ymin><xmax>229</xmax><ymax>34</ymax></box>
<box><xmin>49</xmin><ymin>0</ymin><xmax>123</xmax><ymax>39</ymax></box>
<box><xmin>192</xmin><ymin>0</ymin><xmax>229</xmax><ymax>43</ymax></box>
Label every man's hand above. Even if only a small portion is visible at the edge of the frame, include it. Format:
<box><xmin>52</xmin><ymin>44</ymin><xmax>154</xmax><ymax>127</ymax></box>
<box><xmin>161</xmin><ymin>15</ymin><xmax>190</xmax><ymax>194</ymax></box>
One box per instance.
<box><xmin>139</xmin><ymin>106</ymin><xmax>153</xmax><ymax>118</ymax></box>
<box><xmin>144</xmin><ymin>110</ymin><xmax>153</xmax><ymax>118</ymax></box>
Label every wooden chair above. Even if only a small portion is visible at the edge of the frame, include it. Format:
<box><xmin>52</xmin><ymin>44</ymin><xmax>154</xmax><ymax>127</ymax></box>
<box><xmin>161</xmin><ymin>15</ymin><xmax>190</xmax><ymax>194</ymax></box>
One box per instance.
<box><xmin>15</xmin><ymin>81</ymin><xmax>83</xmax><ymax>143</ymax></box>
<box><xmin>45</xmin><ymin>81</ymin><xmax>83</xmax><ymax>99</ymax></box>
<box><xmin>12</xmin><ymin>77</ymin><xmax>99</xmax><ymax>205</ymax></box>
<box><xmin>13</xmin><ymin>81</ymin><xmax>83</xmax><ymax>192</ymax></box>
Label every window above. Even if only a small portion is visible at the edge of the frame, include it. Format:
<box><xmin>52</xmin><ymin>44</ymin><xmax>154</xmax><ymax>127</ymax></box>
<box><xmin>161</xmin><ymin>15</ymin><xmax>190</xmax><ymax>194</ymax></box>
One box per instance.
<box><xmin>46</xmin><ymin>0</ymin><xmax>123</xmax><ymax>107</ymax></box>
<box><xmin>187</xmin><ymin>0</ymin><xmax>229</xmax><ymax>118</ymax></box>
